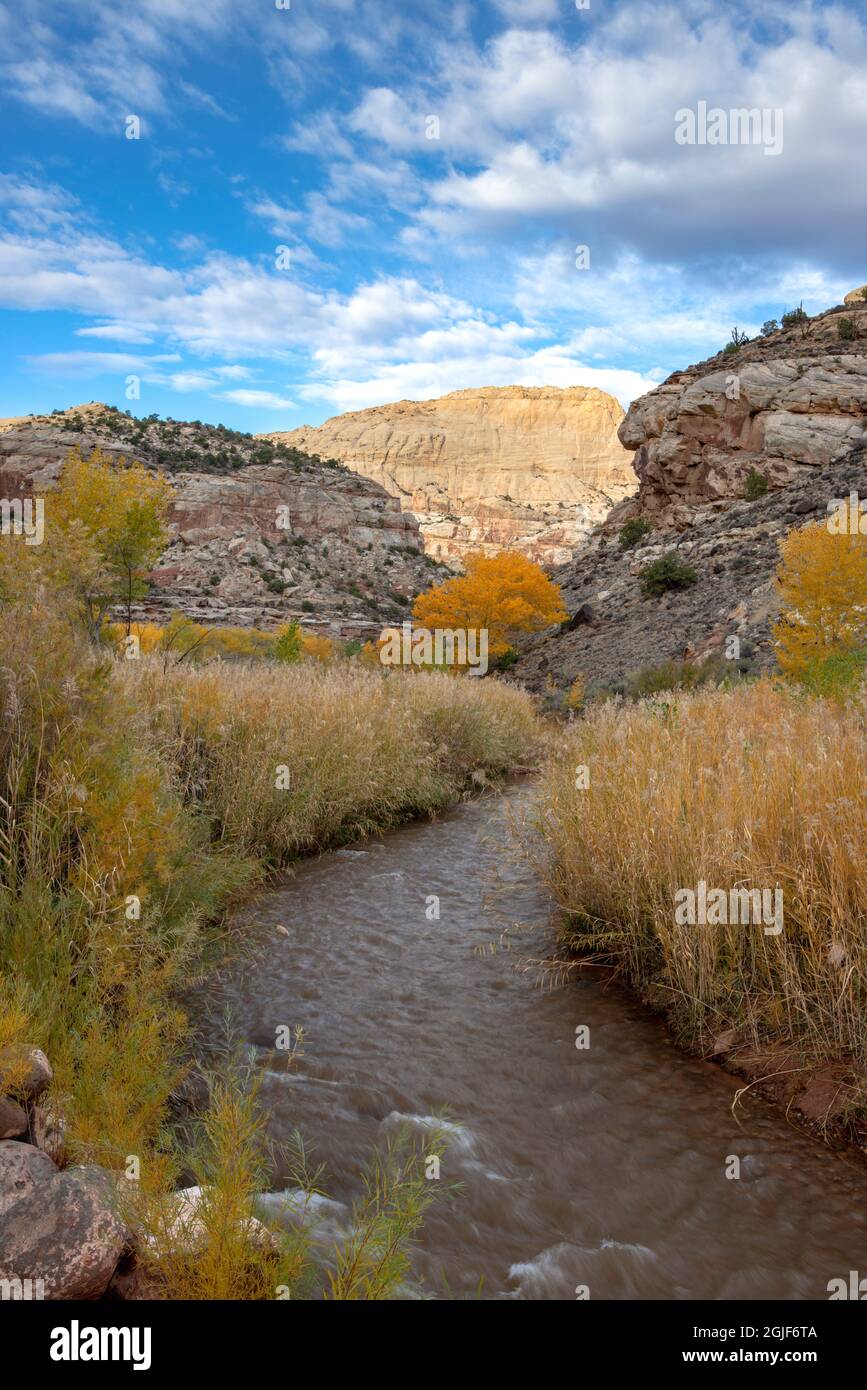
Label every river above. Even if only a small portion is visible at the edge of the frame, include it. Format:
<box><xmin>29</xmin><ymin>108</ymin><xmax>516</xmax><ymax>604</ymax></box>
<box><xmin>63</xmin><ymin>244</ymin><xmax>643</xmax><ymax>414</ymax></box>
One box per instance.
<box><xmin>202</xmin><ymin>786</ymin><xmax>867</xmax><ymax>1300</ymax></box>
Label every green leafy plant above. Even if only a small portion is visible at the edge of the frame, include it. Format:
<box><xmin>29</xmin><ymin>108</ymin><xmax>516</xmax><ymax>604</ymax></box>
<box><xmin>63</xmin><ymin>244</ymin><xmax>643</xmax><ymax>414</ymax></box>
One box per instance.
<box><xmin>743</xmin><ymin>467</ymin><xmax>769</xmax><ymax>501</ymax></box>
<box><xmin>273</xmin><ymin>622</ymin><xmax>302</xmax><ymax>664</ymax></box>
<box><xmin>626</xmin><ymin>654</ymin><xmax>733</xmax><ymax>699</ymax></box>
<box><xmin>781</xmin><ymin>302</ymin><xmax>808</xmax><ymax>329</ymax></box>
<box><xmin>619</xmin><ymin>517</ymin><xmax>651</xmax><ymax>550</ymax></box>
<box><xmin>639</xmin><ymin>552</ymin><xmax>698</xmax><ymax>597</ymax></box>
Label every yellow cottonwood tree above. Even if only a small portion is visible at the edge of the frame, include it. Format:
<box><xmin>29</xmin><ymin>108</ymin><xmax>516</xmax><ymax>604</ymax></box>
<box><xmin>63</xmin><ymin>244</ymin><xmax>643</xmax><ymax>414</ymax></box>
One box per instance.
<box><xmin>412</xmin><ymin>550</ymin><xmax>567</xmax><ymax>660</ymax></box>
<box><xmin>49</xmin><ymin>448</ymin><xmax>173</xmax><ymax>641</ymax></box>
<box><xmin>773</xmin><ymin>519</ymin><xmax>867</xmax><ymax>678</ymax></box>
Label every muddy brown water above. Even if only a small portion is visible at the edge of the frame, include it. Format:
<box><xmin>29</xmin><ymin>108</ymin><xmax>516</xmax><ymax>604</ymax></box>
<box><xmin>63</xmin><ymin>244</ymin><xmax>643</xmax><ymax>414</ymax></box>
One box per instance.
<box><xmin>202</xmin><ymin>786</ymin><xmax>867</xmax><ymax>1300</ymax></box>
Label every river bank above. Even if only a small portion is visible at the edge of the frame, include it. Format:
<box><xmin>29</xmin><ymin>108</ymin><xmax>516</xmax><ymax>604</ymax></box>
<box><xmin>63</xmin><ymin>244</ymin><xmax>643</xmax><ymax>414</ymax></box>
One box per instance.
<box><xmin>538</xmin><ymin>679</ymin><xmax>867</xmax><ymax>1157</ymax></box>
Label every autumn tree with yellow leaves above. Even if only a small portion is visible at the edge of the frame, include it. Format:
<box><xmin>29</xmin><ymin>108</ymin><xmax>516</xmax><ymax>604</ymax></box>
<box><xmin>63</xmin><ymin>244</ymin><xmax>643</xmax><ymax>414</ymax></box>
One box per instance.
<box><xmin>412</xmin><ymin>550</ymin><xmax>567</xmax><ymax>664</ymax></box>
<box><xmin>773</xmin><ymin>517</ymin><xmax>867</xmax><ymax>688</ymax></box>
<box><xmin>49</xmin><ymin>448</ymin><xmax>174</xmax><ymax>641</ymax></box>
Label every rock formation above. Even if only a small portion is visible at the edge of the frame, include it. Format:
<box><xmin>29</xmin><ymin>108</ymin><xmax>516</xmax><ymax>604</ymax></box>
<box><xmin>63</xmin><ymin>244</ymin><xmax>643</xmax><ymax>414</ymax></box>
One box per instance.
<box><xmin>610</xmin><ymin>300</ymin><xmax>867</xmax><ymax>528</ymax></box>
<box><xmin>263</xmin><ymin>385</ymin><xmax>635</xmax><ymax>566</ymax></box>
<box><xmin>517</xmin><ymin>448</ymin><xmax>867</xmax><ymax>695</ymax></box>
<box><xmin>515</xmin><ymin>294</ymin><xmax>867</xmax><ymax>694</ymax></box>
<box><xmin>0</xmin><ymin>405</ymin><xmax>446</xmax><ymax>635</ymax></box>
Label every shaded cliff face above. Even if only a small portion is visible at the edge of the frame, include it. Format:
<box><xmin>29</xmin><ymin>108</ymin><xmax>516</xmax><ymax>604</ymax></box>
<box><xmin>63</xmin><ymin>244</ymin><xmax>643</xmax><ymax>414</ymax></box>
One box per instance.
<box><xmin>516</xmin><ymin>448</ymin><xmax>867</xmax><ymax>696</ymax></box>
<box><xmin>0</xmin><ymin>404</ymin><xmax>444</xmax><ymax>634</ymax></box>
<box><xmin>263</xmin><ymin>385</ymin><xmax>635</xmax><ymax>566</ymax></box>
<box><xmin>512</xmin><ymin>296</ymin><xmax>867</xmax><ymax>695</ymax></box>
<box><xmin>611</xmin><ymin>300</ymin><xmax>867</xmax><ymax>528</ymax></box>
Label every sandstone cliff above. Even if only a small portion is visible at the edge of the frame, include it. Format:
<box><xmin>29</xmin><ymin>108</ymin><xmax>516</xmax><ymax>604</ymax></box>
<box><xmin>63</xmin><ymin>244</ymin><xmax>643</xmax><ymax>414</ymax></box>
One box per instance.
<box><xmin>611</xmin><ymin>299</ymin><xmax>867</xmax><ymax>528</ymax></box>
<box><xmin>263</xmin><ymin>385</ymin><xmax>635</xmax><ymax>566</ymax></box>
<box><xmin>514</xmin><ymin>294</ymin><xmax>867</xmax><ymax>695</ymax></box>
<box><xmin>0</xmin><ymin>405</ymin><xmax>444</xmax><ymax>634</ymax></box>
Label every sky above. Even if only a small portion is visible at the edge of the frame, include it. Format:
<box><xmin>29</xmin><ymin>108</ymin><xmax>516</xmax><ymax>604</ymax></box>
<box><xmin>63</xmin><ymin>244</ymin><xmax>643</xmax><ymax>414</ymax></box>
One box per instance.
<box><xmin>0</xmin><ymin>0</ymin><xmax>865</xmax><ymax>432</ymax></box>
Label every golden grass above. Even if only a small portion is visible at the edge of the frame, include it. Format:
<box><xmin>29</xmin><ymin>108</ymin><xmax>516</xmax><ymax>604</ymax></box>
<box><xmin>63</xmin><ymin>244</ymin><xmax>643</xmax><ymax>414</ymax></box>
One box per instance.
<box><xmin>0</xmin><ymin>585</ymin><xmax>540</xmax><ymax>1295</ymax></box>
<box><xmin>538</xmin><ymin>680</ymin><xmax>867</xmax><ymax>1062</ymax></box>
<box><xmin>0</xmin><ymin>514</ymin><xmax>543</xmax><ymax>1297</ymax></box>
<box><xmin>120</xmin><ymin>658</ymin><xmax>541</xmax><ymax>867</ymax></box>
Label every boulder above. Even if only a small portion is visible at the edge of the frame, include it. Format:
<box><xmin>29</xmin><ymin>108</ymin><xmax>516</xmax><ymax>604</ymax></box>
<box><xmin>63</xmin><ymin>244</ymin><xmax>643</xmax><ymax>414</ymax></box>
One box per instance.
<box><xmin>29</xmin><ymin>1104</ymin><xmax>67</xmax><ymax>1166</ymax></box>
<box><xmin>562</xmin><ymin>602</ymin><xmax>598</xmax><ymax>631</ymax></box>
<box><xmin>616</xmin><ymin>310</ymin><xmax>867</xmax><ymax>521</ymax></box>
<box><xmin>0</xmin><ymin>1097</ymin><xmax>27</xmax><ymax>1139</ymax></box>
<box><xmin>0</xmin><ymin>1044</ymin><xmax>52</xmax><ymax>1101</ymax></box>
<box><xmin>143</xmin><ymin>1185</ymin><xmax>277</xmax><ymax>1259</ymax></box>
<box><xmin>0</xmin><ymin>1142</ymin><xmax>125</xmax><ymax>1299</ymax></box>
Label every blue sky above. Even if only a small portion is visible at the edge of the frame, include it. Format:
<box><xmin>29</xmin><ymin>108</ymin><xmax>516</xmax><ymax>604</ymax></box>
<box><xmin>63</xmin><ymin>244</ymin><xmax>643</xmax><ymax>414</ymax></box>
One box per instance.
<box><xmin>0</xmin><ymin>0</ymin><xmax>865</xmax><ymax>431</ymax></box>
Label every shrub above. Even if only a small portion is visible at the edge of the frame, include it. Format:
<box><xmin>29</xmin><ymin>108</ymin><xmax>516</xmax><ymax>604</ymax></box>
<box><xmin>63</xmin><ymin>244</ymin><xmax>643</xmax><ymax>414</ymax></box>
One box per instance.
<box><xmin>724</xmin><ymin>327</ymin><xmax>750</xmax><ymax>352</ymax></box>
<box><xmin>838</xmin><ymin>316</ymin><xmax>857</xmax><ymax>341</ymax></box>
<box><xmin>799</xmin><ymin>647</ymin><xmax>867</xmax><ymax>701</ymax></box>
<box><xmin>273</xmin><ymin>622</ymin><xmax>302</xmax><ymax>664</ymax></box>
<box><xmin>639</xmin><ymin>552</ymin><xmax>698</xmax><ymax>597</ymax></box>
<box><xmin>625</xmin><ymin>654</ymin><xmax>732</xmax><ymax>698</ymax></box>
<box><xmin>760</xmin><ymin>319</ymin><xmax>779</xmax><ymax>336</ymax></box>
<box><xmin>495</xmin><ymin>646</ymin><xmax>519</xmax><ymax>671</ymax></box>
<box><xmin>743</xmin><ymin>467</ymin><xmax>769</xmax><ymax>501</ymax></box>
<box><xmin>565</xmin><ymin>674</ymin><xmax>586</xmax><ymax>711</ymax></box>
<box><xmin>781</xmin><ymin>302</ymin><xmax>808</xmax><ymax>328</ymax></box>
<box><xmin>619</xmin><ymin>517</ymin><xmax>651</xmax><ymax>550</ymax></box>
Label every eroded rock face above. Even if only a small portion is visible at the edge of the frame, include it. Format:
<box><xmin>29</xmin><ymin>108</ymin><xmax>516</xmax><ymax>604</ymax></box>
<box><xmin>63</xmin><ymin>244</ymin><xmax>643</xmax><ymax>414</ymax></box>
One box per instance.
<box><xmin>264</xmin><ymin>385</ymin><xmax>635</xmax><ymax>565</ymax></box>
<box><xmin>613</xmin><ymin>302</ymin><xmax>867</xmax><ymax>526</ymax></box>
<box><xmin>0</xmin><ymin>1143</ymin><xmax>126</xmax><ymax>1300</ymax></box>
<box><xmin>514</xmin><ymin>448</ymin><xmax>867</xmax><ymax>695</ymax></box>
<box><xmin>0</xmin><ymin>406</ymin><xmax>446</xmax><ymax>635</ymax></box>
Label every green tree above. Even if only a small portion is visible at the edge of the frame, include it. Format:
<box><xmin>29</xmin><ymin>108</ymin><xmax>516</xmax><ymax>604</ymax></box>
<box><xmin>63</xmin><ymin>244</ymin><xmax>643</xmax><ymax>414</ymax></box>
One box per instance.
<box><xmin>273</xmin><ymin>621</ymin><xmax>303</xmax><ymax>664</ymax></box>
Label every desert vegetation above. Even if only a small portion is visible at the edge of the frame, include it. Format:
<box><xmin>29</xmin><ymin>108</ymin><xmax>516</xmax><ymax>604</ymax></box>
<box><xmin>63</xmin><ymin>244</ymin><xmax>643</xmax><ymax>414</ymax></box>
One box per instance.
<box><xmin>538</xmin><ymin>510</ymin><xmax>867</xmax><ymax>1106</ymax></box>
<box><xmin>0</xmin><ymin>452</ymin><xmax>541</xmax><ymax>1298</ymax></box>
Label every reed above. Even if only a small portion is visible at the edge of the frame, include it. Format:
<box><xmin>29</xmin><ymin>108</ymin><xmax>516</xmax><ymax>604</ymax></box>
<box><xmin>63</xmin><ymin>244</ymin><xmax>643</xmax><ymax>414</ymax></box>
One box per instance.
<box><xmin>538</xmin><ymin>680</ymin><xmax>867</xmax><ymax>1063</ymax></box>
<box><xmin>0</xmin><ymin>594</ymin><xmax>539</xmax><ymax>1296</ymax></box>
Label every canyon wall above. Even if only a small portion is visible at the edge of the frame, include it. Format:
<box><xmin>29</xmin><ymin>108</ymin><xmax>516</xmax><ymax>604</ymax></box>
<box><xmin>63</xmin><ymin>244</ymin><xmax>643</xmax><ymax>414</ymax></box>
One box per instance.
<box><xmin>0</xmin><ymin>405</ymin><xmax>440</xmax><ymax>635</ymax></box>
<box><xmin>264</xmin><ymin>384</ymin><xmax>635</xmax><ymax>566</ymax></box>
<box><xmin>610</xmin><ymin>300</ymin><xmax>867</xmax><ymax>529</ymax></box>
<box><xmin>515</xmin><ymin>294</ymin><xmax>867</xmax><ymax>694</ymax></box>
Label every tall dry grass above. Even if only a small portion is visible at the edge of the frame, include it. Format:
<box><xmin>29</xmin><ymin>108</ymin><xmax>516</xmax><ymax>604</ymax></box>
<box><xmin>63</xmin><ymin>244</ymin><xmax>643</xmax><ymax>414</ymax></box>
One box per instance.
<box><xmin>120</xmin><ymin>659</ymin><xmax>540</xmax><ymax>867</ymax></box>
<box><xmin>538</xmin><ymin>680</ymin><xmax>867</xmax><ymax>1062</ymax></box>
<box><xmin>0</xmin><ymin>578</ymin><xmax>539</xmax><ymax>1295</ymax></box>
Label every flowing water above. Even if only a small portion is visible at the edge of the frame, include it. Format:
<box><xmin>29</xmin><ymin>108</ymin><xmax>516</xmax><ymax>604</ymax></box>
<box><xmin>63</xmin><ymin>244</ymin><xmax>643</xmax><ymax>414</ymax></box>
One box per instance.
<box><xmin>205</xmin><ymin>786</ymin><xmax>867</xmax><ymax>1300</ymax></box>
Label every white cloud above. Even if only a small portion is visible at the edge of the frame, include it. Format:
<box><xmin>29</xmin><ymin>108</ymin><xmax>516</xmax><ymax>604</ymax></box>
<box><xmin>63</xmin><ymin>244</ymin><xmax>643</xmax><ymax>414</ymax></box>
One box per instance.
<box><xmin>25</xmin><ymin>350</ymin><xmax>181</xmax><ymax>375</ymax></box>
<box><xmin>301</xmin><ymin>348</ymin><xmax>656</xmax><ymax>414</ymax></box>
<box><xmin>218</xmin><ymin>389</ymin><xmax>296</xmax><ymax>409</ymax></box>
<box><xmin>75</xmin><ymin>324</ymin><xmax>156</xmax><ymax>344</ymax></box>
<box><xmin>492</xmin><ymin>0</ymin><xmax>560</xmax><ymax>19</ymax></box>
